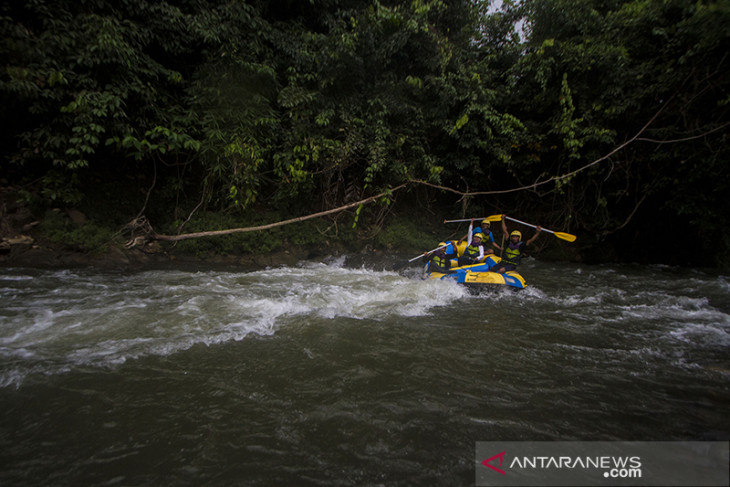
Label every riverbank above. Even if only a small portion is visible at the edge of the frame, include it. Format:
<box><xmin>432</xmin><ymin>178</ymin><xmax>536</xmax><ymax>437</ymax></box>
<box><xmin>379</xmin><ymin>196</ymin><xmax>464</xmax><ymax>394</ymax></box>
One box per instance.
<box><xmin>0</xmin><ymin>235</ymin><xmax>351</xmax><ymax>270</ymax></box>
<box><xmin>0</xmin><ymin>224</ymin><xmax>608</xmax><ymax>271</ymax></box>
<box><xmin>0</xmin><ymin>197</ymin><xmax>616</xmax><ymax>270</ymax></box>
<box><xmin>0</xmin><ymin>226</ymin><xmax>589</xmax><ymax>271</ymax></box>
<box><xmin>0</xmin><ymin>202</ymin><xmax>397</xmax><ymax>270</ymax></box>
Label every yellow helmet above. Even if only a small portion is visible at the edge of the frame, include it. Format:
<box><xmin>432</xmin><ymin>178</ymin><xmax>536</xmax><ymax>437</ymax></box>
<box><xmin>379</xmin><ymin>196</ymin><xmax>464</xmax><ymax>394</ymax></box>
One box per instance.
<box><xmin>473</xmin><ymin>233</ymin><xmax>484</xmax><ymax>240</ymax></box>
<box><xmin>482</xmin><ymin>220</ymin><xmax>491</xmax><ymax>227</ymax></box>
<box><xmin>510</xmin><ymin>230</ymin><xmax>522</xmax><ymax>239</ymax></box>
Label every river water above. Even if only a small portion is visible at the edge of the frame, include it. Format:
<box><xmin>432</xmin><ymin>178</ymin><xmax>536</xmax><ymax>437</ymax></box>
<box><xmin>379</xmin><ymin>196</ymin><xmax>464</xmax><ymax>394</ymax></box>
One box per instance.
<box><xmin>1</xmin><ymin>257</ymin><xmax>729</xmax><ymax>485</ymax></box>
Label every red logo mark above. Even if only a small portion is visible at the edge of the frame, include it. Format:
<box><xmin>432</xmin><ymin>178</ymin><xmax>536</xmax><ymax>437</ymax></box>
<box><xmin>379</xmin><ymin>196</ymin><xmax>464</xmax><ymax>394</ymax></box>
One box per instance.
<box><xmin>482</xmin><ymin>451</ymin><xmax>507</xmax><ymax>475</ymax></box>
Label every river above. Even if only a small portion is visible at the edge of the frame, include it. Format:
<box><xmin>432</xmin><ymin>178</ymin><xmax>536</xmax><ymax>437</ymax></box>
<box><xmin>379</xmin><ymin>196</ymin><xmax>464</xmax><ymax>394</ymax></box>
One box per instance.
<box><xmin>1</xmin><ymin>257</ymin><xmax>729</xmax><ymax>485</ymax></box>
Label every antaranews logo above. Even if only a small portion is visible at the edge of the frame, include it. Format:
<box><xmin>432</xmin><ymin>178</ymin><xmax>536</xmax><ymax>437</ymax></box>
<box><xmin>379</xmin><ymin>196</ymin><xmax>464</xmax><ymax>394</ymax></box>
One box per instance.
<box><xmin>476</xmin><ymin>441</ymin><xmax>729</xmax><ymax>487</ymax></box>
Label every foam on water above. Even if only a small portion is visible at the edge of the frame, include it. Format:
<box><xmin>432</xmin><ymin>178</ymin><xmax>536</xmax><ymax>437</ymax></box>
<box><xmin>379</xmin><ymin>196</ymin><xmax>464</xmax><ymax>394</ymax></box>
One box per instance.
<box><xmin>0</xmin><ymin>260</ymin><xmax>466</xmax><ymax>386</ymax></box>
<box><xmin>2</xmin><ymin>261</ymin><xmax>728</xmax><ymax>387</ymax></box>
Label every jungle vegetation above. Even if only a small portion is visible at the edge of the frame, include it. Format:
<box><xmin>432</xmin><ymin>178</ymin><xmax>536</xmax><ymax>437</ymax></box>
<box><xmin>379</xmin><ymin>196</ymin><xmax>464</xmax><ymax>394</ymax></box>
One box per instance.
<box><xmin>1</xmin><ymin>0</ymin><xmax>728</xmax><ymax>266</ymax></box>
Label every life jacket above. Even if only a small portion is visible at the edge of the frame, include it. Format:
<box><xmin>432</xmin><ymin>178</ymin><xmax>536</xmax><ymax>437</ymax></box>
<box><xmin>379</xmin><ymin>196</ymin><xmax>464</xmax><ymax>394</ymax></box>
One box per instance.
<box><xmin>430</xmin><ymin>253</ymin><xmax>450</xmax><ymax>273</ymax></box>
<box><xmin>503</xmin><ymin>241</ymin><xmax>524</xmax><ymax>266</ymax></box>
<box><xmin>463</xmin><ymin>243</ymin><xmax>482</xmax><ymax>261</ymax></box>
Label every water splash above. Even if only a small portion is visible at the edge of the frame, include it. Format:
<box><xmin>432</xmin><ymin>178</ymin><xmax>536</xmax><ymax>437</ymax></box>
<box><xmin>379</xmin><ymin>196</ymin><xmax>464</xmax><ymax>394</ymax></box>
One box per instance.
<box><xmin>0</xmin><ymin>260</ymin><xmax>466</xmax><ymax>386</ymax></box>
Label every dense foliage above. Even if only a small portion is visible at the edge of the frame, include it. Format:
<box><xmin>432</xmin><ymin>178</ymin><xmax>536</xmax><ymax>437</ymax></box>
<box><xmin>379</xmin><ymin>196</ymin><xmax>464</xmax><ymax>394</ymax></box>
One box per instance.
<box><xmin>1</xmin><ymin>0</ymin><xmax>728</xmax><ymax>265</ymax></box>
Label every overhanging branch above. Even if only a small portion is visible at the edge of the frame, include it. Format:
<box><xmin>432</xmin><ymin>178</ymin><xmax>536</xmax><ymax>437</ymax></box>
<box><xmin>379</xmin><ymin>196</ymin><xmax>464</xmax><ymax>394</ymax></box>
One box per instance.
<box><xmin>126</xmin><ymin>183</ymin><xmax>408</xmax><ymax>247</ymax></box>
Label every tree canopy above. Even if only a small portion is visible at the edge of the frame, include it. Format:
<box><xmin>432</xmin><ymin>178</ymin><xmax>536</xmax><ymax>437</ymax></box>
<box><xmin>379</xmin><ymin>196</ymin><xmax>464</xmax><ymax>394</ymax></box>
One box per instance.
<box><xmin>1</xmin><ymin>0</ymin><xmax>728</xmax><ymax>266</ymax></box>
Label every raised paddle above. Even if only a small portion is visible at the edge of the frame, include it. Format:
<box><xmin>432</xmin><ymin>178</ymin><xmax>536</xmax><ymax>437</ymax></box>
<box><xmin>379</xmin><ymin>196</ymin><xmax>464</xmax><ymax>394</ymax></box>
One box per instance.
<box><xmin>443</xmin><ymin>214</ymin><xmax>503</xmax><ymax>224</ymax></box>
<box><xmin>502</xmin><ymin>215</ymin><xmax>577</xmax><ymax>242</ymax></box>
<box><xmin>393</xmin><ymin>243</ymin><xmax>451</xmax><ymax>270</ymax></box>
<box><xmin>408</xmin><ymin>243</ymin><xmax>450</xmax><ymax>262</ymax></box>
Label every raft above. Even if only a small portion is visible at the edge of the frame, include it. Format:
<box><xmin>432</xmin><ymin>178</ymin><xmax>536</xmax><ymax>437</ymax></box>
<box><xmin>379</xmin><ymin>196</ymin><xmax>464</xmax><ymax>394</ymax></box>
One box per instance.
<box><xmin>423</xmin><ymin>241</ymin><xmax>527</xmax><ymax>291</ymax></box>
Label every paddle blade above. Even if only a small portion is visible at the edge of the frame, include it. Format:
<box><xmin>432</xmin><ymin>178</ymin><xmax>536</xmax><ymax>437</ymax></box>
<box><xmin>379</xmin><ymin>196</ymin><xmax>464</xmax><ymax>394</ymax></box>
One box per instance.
<box><xmin>484</xmin><ymin>214</ymin><xmax>503</xmax><ymax>222</ymax></box>
<box><xmin>554</xmin><ymin>231</ymin><xmax>577</xmax><ymax>242</ymax></box>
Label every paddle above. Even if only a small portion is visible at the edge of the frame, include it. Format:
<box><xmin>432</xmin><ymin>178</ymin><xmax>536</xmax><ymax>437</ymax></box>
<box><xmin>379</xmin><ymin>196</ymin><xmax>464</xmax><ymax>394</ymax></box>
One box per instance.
<box><xmin>502</xmin><ymin>215</ymin><xmax>577</xmax><ymax>242</ymax></box>
<box><xmin>408</xmin><ymin>243</ymin><xmax>450</xmax><ymax>262</ymax></box>
<box><xmin>443</xmin><ymin>214</ymin><xmax>503</xmax><ymax>224</ymax></box>
<box><xmin>393</xmin><ymin>243</ymin><xmax>450</xmax><ymax>270</ymax></box>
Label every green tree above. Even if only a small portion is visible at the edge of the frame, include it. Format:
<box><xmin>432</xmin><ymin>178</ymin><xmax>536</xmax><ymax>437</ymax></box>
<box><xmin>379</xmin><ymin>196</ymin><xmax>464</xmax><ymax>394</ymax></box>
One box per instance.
<box><xmin>1</xmin><ymin>1</ymin><xmax>203</xmax><ymax>203</ymax></box>
<box><xmin>507</xmin><ymin>0</ymin><xmax>729</xmax><ymax>265</ymax></box>
<box><xmin>2</xmin><ymin>0</ymin><xmax>728</xmax><ymax>266</ymax></box>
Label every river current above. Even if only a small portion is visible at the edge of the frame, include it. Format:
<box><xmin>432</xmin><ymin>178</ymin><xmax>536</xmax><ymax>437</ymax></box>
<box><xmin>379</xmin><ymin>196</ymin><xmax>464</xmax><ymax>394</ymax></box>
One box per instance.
<box><xmin>1</xmin><ymin>257</ymin><xmax>729</xmax><ymax>485</ymax></box>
